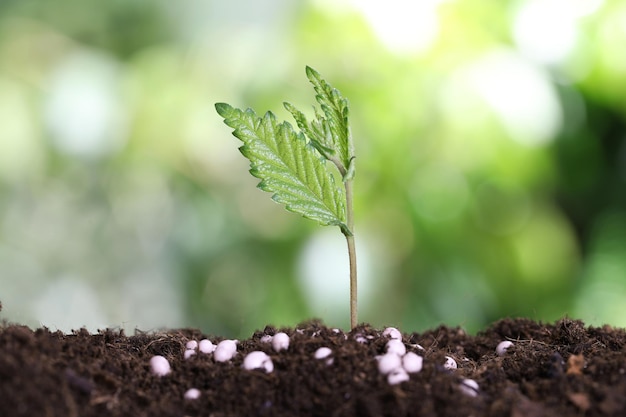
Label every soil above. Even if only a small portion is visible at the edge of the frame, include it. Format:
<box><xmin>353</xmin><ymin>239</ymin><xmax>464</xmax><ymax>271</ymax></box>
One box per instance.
<box><xmin>1</xmin><ymin>315</ymin><xmax>626</xmax><ymax>417</ymax></box>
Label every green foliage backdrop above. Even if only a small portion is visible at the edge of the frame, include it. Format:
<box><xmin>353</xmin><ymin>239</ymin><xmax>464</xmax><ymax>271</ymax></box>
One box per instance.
<box><xmin>0</xmin><ymin>0</ymin><xmax>624</xmax><ymax>338</ymax></box>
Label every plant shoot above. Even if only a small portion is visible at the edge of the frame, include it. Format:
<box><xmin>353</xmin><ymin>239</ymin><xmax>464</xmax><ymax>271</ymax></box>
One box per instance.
<box><xmin>215</xmin><ymin>66</ymin><xmax>358</xmax><ymax>328</ymax></box>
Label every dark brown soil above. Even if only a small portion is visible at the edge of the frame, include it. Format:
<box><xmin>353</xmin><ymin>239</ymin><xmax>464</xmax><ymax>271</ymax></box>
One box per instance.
<box><xmin>1</xmin><ymin>316</ymin><xmax>625</xmax><ymax>417</ymax></box>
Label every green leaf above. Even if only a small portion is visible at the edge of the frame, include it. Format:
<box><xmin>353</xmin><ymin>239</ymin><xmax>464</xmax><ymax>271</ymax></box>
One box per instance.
<box><xmin>284</xmin><ymin>66</ymin><xmax>353</xmax><ymax>177</ymax></box>
<box><xmin>306</xmin><ymin>66</ymin><xmax>353</xmax><ymax>171</ymax></box>
<box><xmin>215</xmin><ymin>102</ymin><xmax>349</xmax><ymax>233</ymax></box>
<box><xmin>283</xmin><ymin>102</ymin><xmax>333</xmax><ymax>157</ymax></box>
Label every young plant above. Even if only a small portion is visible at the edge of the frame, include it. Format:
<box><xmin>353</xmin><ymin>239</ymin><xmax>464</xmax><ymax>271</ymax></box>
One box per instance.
<box><xmin>215</xmin><ymin>66</ymin><xmax>358</xmax><ymax>328</ymax></box>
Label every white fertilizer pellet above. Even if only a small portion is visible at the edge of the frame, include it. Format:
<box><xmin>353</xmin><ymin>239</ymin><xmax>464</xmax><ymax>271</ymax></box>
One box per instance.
<box><xmin>314</xmin><ymin>347</ymin><xmax>333</xmax><ymax>365</ymax></box>
<box><xmin>184</xmin><ymin>349</ymin><xmax>197</xmax><ymax>360</ymax></box>
<box><xmin>184</xmin><ymin>388</ymin><xmax>201</xmax><ymax>400</ymax></box>
<box><xmin>496</xmin><ymin>341</ymin><xmax>514</xmax><ymax>356</ymax></box>
<box><xmin>272</xmin><ymin>332</ymin><xmax>290</xmax><ymax>352</ymax></box>
<box><xmin>149</xmin><ymin>355</ymin><xmax>171</xmax><ymax>377</ymax></box>
<box><xmin>185</xmin><ymin>340</ymin><xmax>198</xmax><ymax>350</ymax></box>
<box><xmin>383</xmin><ymin>327</ymin><xmax>402</xmax><ymax>340</ymax></box>
<box><xmin>314</xmin><ymin>347</ymin><xmax>332</xmax><ymax>359</ymax></box>
<box><xmin>444</xmin><ymin>356</ymin><xmax>457</xmax><ymax>370</ymax></box>
<box><xmin>377</xmin><ymin>353</ymin><xmax>402</xmax><ymax>375</ymax></box>
<box><xmin>243</xmin><ymin>351</ymin><xmax>274</xmax><ymax>373</ymax></box>
<box><xmin>214</xmin><ymin>340</ymin><xmax>238</xmax><ymax>362</ymax></box>
<box><xmin>459</xmin><ymin>378</ymin><xmax>479</xmax><ymax>397</ymax></box>
<box><xmin>387</xmin><ymin>368</ymin><xmax>410</xmax><ymax>385</ymax></box>
<box><xmin>198</xmin><ymin>339</ymin><xmax>216</xmax><ymax>354</ymax></box>
<box><xmin>386</xmin><ymin>339</ymin><xmax>407</xmax><ymax>356</ymax></box>
<box><xmin>402</xmin><ymin>352</ymin><xmax>423</xmax><ymax>373</ymax></box>
<box><xmin>260</xmin><ymin>335</ymin><xmax>273</xmax><ymax>343</ymax></box>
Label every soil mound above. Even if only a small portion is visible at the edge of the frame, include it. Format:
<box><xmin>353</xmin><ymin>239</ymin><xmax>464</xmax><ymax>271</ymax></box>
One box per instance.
<box><xmin>1</xmin><ymin>318</ymin><xmax>625</xmax><ymax>416</ymax></box>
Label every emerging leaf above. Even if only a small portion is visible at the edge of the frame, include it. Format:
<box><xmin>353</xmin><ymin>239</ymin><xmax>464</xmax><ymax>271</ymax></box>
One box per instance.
<box><xmin>215</xmin><ymin>102</ymin><xmax>350</xmax><ymax>234</ymax></box>
<box><xmin>284</xmin><ymin>66</ymin><xmax>354</xmax><ymax>179</ymax></box>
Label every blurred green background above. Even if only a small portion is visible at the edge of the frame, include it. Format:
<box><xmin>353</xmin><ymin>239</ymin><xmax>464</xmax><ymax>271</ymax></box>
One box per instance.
<box><xmin>0</xmin><ymin>0</ymin><xmax>624</xmax><ymax>338</ymax></box>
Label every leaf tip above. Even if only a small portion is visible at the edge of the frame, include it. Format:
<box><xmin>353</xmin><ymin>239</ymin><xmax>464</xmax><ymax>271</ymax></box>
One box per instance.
<box><xmin>305</xmin><ymin>65</ymin><xmax>320</xmax><ymax>80</ymax></box>
<box><xmin>215</xmin><ymin>102</ymin><xmax>232</xmax><ymax>117</ymax></box>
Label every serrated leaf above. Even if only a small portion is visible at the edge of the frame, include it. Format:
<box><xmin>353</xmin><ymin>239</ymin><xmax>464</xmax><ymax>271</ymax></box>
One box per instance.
<box><xmin>305</xmin><ymin>66</ymin><xmax>353</xmax><ymax>171</ymax></box>
<box><xmin>215</xmin><ymin>102</ymin><xmax>349</xmax><ymax>233</ymax></box>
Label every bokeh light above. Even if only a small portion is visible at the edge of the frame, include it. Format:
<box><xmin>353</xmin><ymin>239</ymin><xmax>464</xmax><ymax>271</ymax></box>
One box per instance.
<box><xmin>0</xmin><ymin>0</ymin><xmax>624</xmax><ymax>338</ymax></box>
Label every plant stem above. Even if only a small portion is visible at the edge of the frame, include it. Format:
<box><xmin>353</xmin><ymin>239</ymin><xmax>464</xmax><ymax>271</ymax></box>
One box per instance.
<box><xmin>343</xmin><ymin>178</ymin><xmax>357</xmax><ymax>329</ymax></box>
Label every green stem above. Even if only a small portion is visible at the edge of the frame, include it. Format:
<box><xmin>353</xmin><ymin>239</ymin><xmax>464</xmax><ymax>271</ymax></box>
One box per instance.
<box><xmin>343</xmin><ymin>178</ymin><xmax>357</xmax><ymax>329</ymax></box>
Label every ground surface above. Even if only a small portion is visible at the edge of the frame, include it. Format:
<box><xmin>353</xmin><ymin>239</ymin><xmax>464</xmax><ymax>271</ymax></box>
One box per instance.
<box><xmin>1</xmin><ymin>316</ymin><xmax>625</xmax><ymax>417</ymax></box>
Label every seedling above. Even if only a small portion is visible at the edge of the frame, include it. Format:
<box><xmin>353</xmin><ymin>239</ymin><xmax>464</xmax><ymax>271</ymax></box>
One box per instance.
<box><xmin>215</xmin><ymin>66</ymin><xmax>358</xmax><ymax>328</ymax></box>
